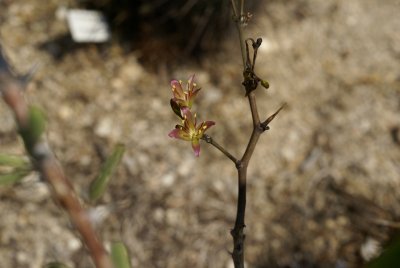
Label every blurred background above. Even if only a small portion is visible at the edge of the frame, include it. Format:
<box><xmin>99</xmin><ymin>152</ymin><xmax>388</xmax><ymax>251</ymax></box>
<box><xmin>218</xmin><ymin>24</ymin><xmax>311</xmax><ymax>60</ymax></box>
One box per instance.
<box><xmin>0</xmin><ymin>0</ymin><xmax>400</xmax><ymax>267</ymax></box>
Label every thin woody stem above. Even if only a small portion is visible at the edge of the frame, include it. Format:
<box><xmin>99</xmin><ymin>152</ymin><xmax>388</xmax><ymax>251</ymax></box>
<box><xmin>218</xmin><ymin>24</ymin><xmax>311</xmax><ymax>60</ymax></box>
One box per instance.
<box><xmin>227</xmin><ymin>0</ymin><xmax>285</xmax><ymax>267</ymax></box>
<box><xmin>230</xmin><ymin>0</ymin><xmax>246</xmax><ymax>68</ymax></box>
<box><xmin>201</xmin><ymin>134</ymin><xmax>239</xmax><ymax>165</ymax></box>
<box><xmin>230</xmin><ymin>0</ymin><xmax>239</xmax><ymax>18</ymax></box>
<box><xmin>248</xmin><ymin>91</ymin><xmax>260</xmax><ymax>128</ymax></box>
<box><xmin>237</xmin><ymin>22</ymin><xmax>247</xmax><ymax>68</ymax></box>
<box><xmin>0</xmin><ymin>51</ymin><xmax>112</xmax><ymax>268</ymax></box>
<box><xmin>229</xmin><ymin>0</ymin><xmax>256</xmax><ymax>266</ymax></box>
<box><xmin>230</xmin><ymin>93</ymin><xmax>262</xmax><ymax>268</ymax></box>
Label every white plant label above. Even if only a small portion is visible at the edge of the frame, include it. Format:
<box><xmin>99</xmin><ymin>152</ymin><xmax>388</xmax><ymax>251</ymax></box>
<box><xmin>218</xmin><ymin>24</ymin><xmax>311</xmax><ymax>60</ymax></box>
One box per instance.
<box><xmin>67</xmin><ymin>9</ymin><xmax>110</xmax><ymax>43</ymax></box>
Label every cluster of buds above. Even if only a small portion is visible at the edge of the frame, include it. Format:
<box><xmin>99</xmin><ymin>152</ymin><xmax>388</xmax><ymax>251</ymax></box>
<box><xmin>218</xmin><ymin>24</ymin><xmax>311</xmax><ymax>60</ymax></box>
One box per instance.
<box><xmin>168</xmin><ymin>75</ymin><xmax>215</xmax><ymax>157</ymax></box>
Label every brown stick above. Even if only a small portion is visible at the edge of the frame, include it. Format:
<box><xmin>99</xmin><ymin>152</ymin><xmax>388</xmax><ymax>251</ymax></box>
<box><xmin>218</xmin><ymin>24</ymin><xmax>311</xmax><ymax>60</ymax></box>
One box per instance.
<box><xmin>0</xmin><ymin>50</ymin><xmax>112</xmax><ymax>268</ymax></box>
<box><xmin>225</xmin><ymin>1</ymin><xmax>284</xmax><ymax>267</ymax></box>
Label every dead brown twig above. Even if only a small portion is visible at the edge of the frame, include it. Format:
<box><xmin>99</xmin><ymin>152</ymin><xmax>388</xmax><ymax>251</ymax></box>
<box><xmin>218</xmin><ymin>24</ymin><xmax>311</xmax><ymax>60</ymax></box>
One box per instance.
<box><xmin>226</xmin><ymin>1</ymin><xmax>285</xmax><ymax>267</ymax></box>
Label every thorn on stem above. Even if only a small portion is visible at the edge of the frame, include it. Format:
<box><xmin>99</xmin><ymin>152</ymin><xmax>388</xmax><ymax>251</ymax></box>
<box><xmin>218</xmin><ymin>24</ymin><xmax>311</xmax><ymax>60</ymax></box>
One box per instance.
<box><xmin>260</xmin><ymin>104</ymin><xmax>286</xmax><ymax>130</ymax></box>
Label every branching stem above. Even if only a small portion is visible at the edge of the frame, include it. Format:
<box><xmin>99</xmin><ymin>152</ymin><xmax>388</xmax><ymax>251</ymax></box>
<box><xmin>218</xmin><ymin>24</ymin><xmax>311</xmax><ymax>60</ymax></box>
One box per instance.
<box><xmin>203</xmin><ymin>1</ymin><xmax>285</xmax><ymax>267</ymax></box>
<box><xmin>201</xmin><ymin>134</ymin><xmax>239</xmax><ymax>165</ymax></box>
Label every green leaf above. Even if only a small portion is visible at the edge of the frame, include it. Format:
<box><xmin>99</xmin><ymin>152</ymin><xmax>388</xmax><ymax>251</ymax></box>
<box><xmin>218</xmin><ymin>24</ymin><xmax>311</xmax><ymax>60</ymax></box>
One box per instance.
<box><xmin>89</xmin><ymin>144</ymin><xmax>125</xmax><ymax>202</ymax></box>
<box><xmin>0</xmin><ymin>154</ymin><xmax>30</xmax><ymax>168</ymax></box>
<box><xmin>170</xmin><ymin>99</ymin><xmax>184</xmax><ymax>119</ymax></box>
<box><xmin>111</xmin><ymin>242</ymin><xmax>131</xmax><ymax>268</ymax></box>
<box><xmin>367</xmin><ymin>235</ymin><xmax>400</xmax><ymax>268</ymax></box>
<box><xmin>44</xmin><ymin>262</ymin><xmax>70</xmax><ymax>268</ymax></box>
<box><xmin>0</xmin><ymin>169</ymin><xmax>30</xmax><ymax>185</ymax></box>
<box><xmin>19</xmin><ymin>106</ymin><xmax>46</xmax><ymax>153</ymax></box>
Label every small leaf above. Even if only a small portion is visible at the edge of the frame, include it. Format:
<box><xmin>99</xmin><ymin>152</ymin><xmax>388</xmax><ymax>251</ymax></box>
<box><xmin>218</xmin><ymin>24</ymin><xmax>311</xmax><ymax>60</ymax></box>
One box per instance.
<box><xmin>0</xmin><ymin>169</ymin><xmax>30</xmax><ymax>185</ymax></box>
<box><xmin>0</xmin><ymin>154</ymin><xmax>30</xmax><ymax>168</ymax></box>
<box><xmin>111</xmin><ymin>242</ymin><xmax>131</xmax><ymax>268</ymax></box>
<box><xmin>89</xmin><ymin>144</ymin><xmax>125</xmax><ymax>202</ymax></box>
<box><xmin>19</xmin><ymin>106</ymin><xmax>46</xmax><ymax>153</ymax></box>
<box><xmin>170</xmin><ymin>99</ymin><xmax>184</xmax><ymax>119</ymax></box>
<box><xmin>261</xmin><ymin>80</ymin><xmax>269</xmax><ymax>89</ymax></box>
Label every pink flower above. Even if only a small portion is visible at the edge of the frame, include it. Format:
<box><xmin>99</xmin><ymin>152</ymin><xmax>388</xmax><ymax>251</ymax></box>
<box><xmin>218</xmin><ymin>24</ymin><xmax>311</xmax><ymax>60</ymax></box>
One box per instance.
<box><xmin>168</xmin><ymin>108</ymin><xmax>215</xmax><ymax>157</ymax></box>
<box><xmin>170</xmin><ymin>74</ymin><xmax>200</xmax><ymax>110</ymax></box>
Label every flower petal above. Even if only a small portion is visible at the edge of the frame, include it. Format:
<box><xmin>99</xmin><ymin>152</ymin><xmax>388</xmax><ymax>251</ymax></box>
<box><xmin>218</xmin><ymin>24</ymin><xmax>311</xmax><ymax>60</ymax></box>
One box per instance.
<box><xmin>171</xmin><ymin>80</ymin><xmax>185</xmax><ymax>99</ymax></box>
<box><xmin>197</xmin><ymin>121</ymin><xmax>215</xmax><ymax>136</ymax></box>
<box><xmin>187</xmin><ymin>88</ymin><xmax>201</xmax><ymax>107</ymax></box>
<box><xmin>203</xmin><ymin>121</ymin><xmax>216</xmax><ymax>128</ymax></box>
<box><xmin>191</xmin><ymin>138</ymin><xmax>200</xmax><ymax>157</ymax></box>
<box><xmin>168</xmin><ymin>128</ymin><xmax>191</xmax><ymax>141</ymax></box>
<box><xmin>188</xmin><ymin>74</ymin><xmax>195</xmax><ymax>90</ymax></box>
<box><xmin>181</xmin><ymin>108</ymin><xmax>196</xmax><ymax>130</ymax></box>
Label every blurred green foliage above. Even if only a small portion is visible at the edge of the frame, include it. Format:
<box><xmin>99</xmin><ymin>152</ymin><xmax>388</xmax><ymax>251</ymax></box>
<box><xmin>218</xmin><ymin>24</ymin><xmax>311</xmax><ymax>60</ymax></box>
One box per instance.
<box><xmin>19</xmin><ymin>106</ymin><xmax>45</xmax><ymax>154</ymax></box>
<box><xmin>111</xmin><ymin>242</ymin><xmax>131</xmax><ymax>268</ymax></box>
<box><xmin>89</xmin><ymin>144</ymin><xmax>125</xmax><ymax>202</ymax></box>
<box><xmin>0</xmin><ymin>169</ymin><xmax>31</xmax><ymax>185</ymax></box>
<box><xmin>0</xmin><ymin>154</ymin><xmax>29</xmax><ymax>168</ymax></box>
<box><xmin>0</xmin><ymin>154</ymin><xmax>32</xmax><ymax>185</ymax></box>
<box><xmin>367</xmin><ymin>235</ymin><xmax>400</xmax><ymax>268</ymax></box>
<box><xmin>44</xmin><ymin>262</ymin><xmax>70</xmax><ymax>268</ymax></box>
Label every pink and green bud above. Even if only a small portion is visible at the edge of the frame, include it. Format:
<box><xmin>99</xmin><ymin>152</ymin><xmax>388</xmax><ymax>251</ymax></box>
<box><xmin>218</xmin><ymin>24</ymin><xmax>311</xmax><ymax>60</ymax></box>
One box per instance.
<box><xmin>170</xmin><ymin>74</ymin><xmax>201</xmax><ymax>109</ymax></box>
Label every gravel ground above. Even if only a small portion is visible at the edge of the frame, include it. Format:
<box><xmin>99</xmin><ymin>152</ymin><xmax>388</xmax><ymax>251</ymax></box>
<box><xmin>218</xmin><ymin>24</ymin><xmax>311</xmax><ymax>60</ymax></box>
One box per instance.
<box><xmin>1</xmin><ymin>0</ymin><xmax>400</xmax><ymax>267</ymax></box>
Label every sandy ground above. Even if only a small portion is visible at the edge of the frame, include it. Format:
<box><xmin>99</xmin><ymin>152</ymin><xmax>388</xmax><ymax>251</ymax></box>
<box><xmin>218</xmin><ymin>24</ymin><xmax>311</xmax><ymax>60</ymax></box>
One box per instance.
<box><xmin>1</xmin><ymin>0</ymin><xmax>400</xmax><ymax>267</ymax></box>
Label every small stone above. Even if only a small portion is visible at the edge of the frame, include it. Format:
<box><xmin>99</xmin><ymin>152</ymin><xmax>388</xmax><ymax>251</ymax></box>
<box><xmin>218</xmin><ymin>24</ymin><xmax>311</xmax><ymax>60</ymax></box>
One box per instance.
<box><xmin>58</xmin><ymin>105</ymin><xmax>73</xmax><ymax>120</ymax></box>
<box><xmin>67</xmin><ymin>237</ymin><xmax>82</xmax><ymax>252</ymax></box>
<box><xmin>161</xmin><ymin>173</ymin><xmax>175</xmax><ymax>187</ymax></box>
<box><xmin>153</xmin><ymin>208</ymin><xmax>165</xmax><ymax>223</ymax></box>
<box><xmin>95</xmin><ymin>118</ymin><xmax>113</xmax><ymax>137</ymax></box>
<box><xmin>95</xmin><ymin>117</ymin><xmax>121</xmax><ymax>140</ymax></box>
<box><xmin>88</xmin><ymin>205</ymin><xmax>112</xmax><ymax>226</ymax></box>
<box><xmin>360</xmin><ymin>237</ymin><xmax>381</xmax><ymax>261</ymax></box>
<box><xmin>16</xmin><ymin>251</ymin><xmax>28</xmax><ymax>264</ymax></box>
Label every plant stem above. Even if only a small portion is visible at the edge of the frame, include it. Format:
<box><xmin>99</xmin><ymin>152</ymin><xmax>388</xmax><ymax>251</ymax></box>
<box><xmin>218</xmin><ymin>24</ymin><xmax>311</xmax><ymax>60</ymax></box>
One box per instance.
<box><xmin>231</xmin><ymin>92</ymin><xmax>263</xmax><ymax>268</ymax></box>
<box><xmin>227</xmin><ymin>1</ymin><xmax>284</xmax><ymax>267</ymax></box>
<box><xmin>201</xmin><ymin>134</ymin><xmax>239</xmax><ymax>165</ymax></box>
<box><xmin>0</xmin><ymin>49</ymin><xmax>112</xmax><ymax>268</ymax></box>
<box><xmin>230</xmin><ymin>0</ymin><xmax>239</xmax><ymax>18</ymax></box>
<box><xmin>230</xmin><ymin>166</ymin><xmax>247</xmax><ymax>268</ymax></box>
<box><xmin>230</xmin><ymin>0</ymin><xmax>246</xmax><ymax>67</ymax></box>
<box><xmin>240</xmin><ymin>0</ymin><xmax>245</xmax><ymax>17</ymax></box>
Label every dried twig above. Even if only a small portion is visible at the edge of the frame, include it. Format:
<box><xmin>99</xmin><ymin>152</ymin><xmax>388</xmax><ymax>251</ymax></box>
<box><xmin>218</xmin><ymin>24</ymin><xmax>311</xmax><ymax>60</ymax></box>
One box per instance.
<box><xmin>223</xmin><ymin>1</ymin><xmax>285</xmax><ymax>267</ymax></box>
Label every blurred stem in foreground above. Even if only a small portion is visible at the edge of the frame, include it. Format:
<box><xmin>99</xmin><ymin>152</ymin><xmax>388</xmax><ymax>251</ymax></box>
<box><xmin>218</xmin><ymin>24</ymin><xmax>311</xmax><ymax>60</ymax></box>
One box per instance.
<box><xmin>0</xmin><ymin>45</ymin><xmax>112</xmax><ymax>268</ymax></box>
